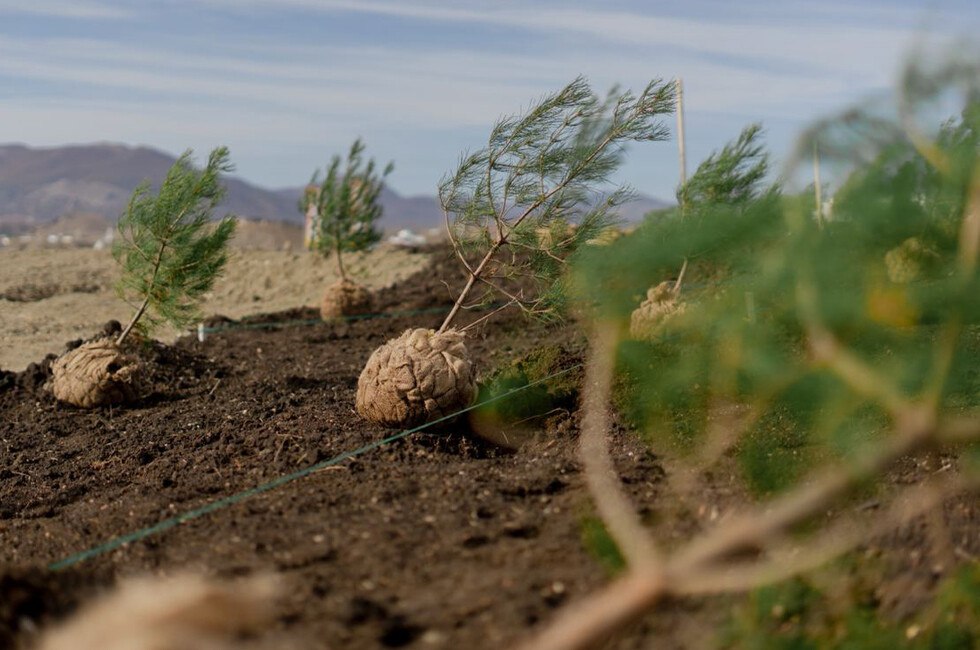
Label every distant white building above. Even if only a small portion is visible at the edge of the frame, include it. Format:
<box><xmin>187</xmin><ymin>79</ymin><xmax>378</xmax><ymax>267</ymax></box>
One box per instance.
<box><xmin>388</xmin><ymin>229</ymin><xmax>426</xmax><ymax>248</ymax></box>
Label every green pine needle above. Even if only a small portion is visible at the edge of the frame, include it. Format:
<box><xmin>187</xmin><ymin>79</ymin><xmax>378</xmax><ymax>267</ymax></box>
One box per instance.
<box><xmin>112</xmin><ymin>147</ymin><xmax>237</xmax><ymax>344</ymax></box>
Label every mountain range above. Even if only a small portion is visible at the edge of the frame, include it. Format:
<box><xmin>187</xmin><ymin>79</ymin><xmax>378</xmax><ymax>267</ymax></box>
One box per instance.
<box><xmin>0</xmin><ymin>143</ymin><xmax>670</xmax><ymax>235</ymax></box>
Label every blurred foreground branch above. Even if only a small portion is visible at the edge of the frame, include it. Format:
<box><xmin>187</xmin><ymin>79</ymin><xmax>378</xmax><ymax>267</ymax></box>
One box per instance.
<box><xmin>519</xmin><ymin>327</ymin><xmax>978</xmax><ymax>650</ymax></box>
<box><xmin>521</xmin><ymin>56</ymin><xmax>980</xmax><ymax>650</ymax></box>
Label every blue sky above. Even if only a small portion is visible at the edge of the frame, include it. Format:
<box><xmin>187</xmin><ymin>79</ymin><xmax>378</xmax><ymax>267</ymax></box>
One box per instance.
<box><xmin>0</xmin><ymin>0</ymin><xmax>977</xmax><ymax>200</ymax></box>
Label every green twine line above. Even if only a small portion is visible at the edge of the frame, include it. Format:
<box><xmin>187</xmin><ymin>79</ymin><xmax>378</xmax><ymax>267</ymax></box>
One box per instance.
<box><xmin>49</xmin><ymin>364</ymin><xmax>581</xmax><ymax>572</ymax></box>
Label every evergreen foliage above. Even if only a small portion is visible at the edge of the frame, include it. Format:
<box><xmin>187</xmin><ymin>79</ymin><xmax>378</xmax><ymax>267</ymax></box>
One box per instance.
<box><xmin>437</xmin><ymin>76</ymin><xmax>676</xmax><ymax>330</ymax></box>
<box><xmin>522</xmin><ymin>54</ymin><xmax>978</xmax><ymax>650</ymax></box>
<box><xmin>573</xmin><ymin>58</ymin><xmax>980</xmax><ymax>491</ymax></box>
<box><xmin>676</xmin><ymin>122</ymin><xmax>774</xmax><ymax>212</ymax></box>
<box><xmin>303</xmin><ymin>138</ymin><xmax>392</xmax><ymax>280</ymax></box>
<box><xmin>113</xmin><ymin>147</ymin><xmax>236</xmax><ymax>344</ymax></box>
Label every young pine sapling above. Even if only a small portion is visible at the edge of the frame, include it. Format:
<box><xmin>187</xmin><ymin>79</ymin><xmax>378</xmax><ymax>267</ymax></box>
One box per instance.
<box><xmin>355</xmin><ymin>77</ymin><xmax>676</xmax><ymax>428</ymax></box>
<box><xmin>49</xmin><ymin>147</ymin><xmax>236</xmax><ymax>408</ymax></box>
<box><xmin>676</xmin><ymin>122</ymin><xmax>773</xmax><ymax>212</ymax></box>
<box><xmin>302</xmin><ymin>138</ymin><xmax>393</xmax><ymax>320</ymax></box>
<box><xmin>628</xmin><ymin>124</ymin><xmax>773</xmax><ymax>340</ymax></box>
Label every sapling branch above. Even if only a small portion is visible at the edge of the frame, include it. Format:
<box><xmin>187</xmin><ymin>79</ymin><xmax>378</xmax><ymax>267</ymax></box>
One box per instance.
<box><xmin>437</xmin><ymin>77</ymin><xmax>676</xmax><ymax>333</ymax></box>
<box><xmin>528</xmin><ymin>59</ymin><xmax>980</xmax><ymax>650</ymax></box>
<box><xmin>516</xmin><ymin>325</ymin><xmax>978</xmax><ymax>650</ymax></box>
<box><xmin>675</xmin><ymin>475</ymin><xmax>973</xmax><ymax>596</ymax></box>
<box><xmin>579</xmin><ymin>322</ymin><xmax>663</xmax><ymax>569</ymax></box>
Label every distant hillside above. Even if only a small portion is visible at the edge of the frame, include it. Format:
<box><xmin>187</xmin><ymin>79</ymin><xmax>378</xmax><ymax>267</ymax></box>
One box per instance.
<box><xmin>0</xmin><ymin>143</ymin><xmax>292</xmax><ymax>224</ymax></box>
<box><xmin>0</xmin><ymin>143</ymin><xmax>670</xmax><ymax>235</ymax></box>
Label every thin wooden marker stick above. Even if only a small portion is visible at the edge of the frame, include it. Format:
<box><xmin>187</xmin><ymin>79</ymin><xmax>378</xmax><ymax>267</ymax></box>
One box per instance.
<box><xmin>676</xmin><ymin>77</ymin><xmax>688</xmax><ymax>193</ymax></box>
<box><xmin>813</xmin><ymin>141</ymin><xmax>823</xmax><ymax>224</ymax></box>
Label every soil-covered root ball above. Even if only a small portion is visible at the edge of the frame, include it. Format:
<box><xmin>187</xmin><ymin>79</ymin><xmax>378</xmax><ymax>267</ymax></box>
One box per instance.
<box><xmin>320</xmin><ymin>278</ymin><xmax>374</xmax><ymax>320</ymax></box>
<box><xmin>884</xmin><ymin>237</ymin><xmax>940</xmax><ymax>284</ymax></box>
<box><xmin>629</xmin><ymin>281</ymin><xmax>685</xmax><ymax>341</ymax></box>
<box><xmin>37</xmin><ymin>573</ymin><xmax>279</xmax><ymax>650</ymax></box>
<box><xmin>356</xmin><ymin>328</ymin><xmax>477</xmax><ymax>428</ymax></box>
<box><xmin>48</xmin><ymin>338</ymin><xmax>142</xmax><ymax>408</ymax></box>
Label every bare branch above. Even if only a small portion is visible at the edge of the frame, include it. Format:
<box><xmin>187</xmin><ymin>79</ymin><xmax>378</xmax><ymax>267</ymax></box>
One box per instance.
<box><xmin>514</xmin><ymin>568</ymin><xmax>665</xmax><ymax>650</ymax></box>
<box><xmin>580</xmin><ymin>323</ymin><xmax>664</xmax><ymax>569</ymax></box>
<box><xmin>675</xmin><ymin>475</ymin><xmax>973</xmax><ymax>596</ymax></box>
<box><xmin>459</xmin><ymin>300</ymin><xmax>518</xmax><ymax>333</ymax></box>
<box><xmin>797</xmin><ymin>278</ymin><xmax>909</xmax><ymax>417</ymax></box>
<box><xmin>672</xmin><ymin>404</ymin><xmax>935</xmax><ymax>574</ymax></box>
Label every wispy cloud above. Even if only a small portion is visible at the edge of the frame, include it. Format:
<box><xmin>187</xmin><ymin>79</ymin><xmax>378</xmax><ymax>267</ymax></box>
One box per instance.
<box><xmin>0</xmin><ymin>0</ymin><xmax>129</xmax><ymax>19</ymax></box>
<box><xmin>193</xmin><ymin>0</ymin><xmax>928</xmax><ymax>77</ymax></box>
<box><xmin>0</xmin><ymin>0</ymin><xmax>975</xmax><ymax>197</ymax></box>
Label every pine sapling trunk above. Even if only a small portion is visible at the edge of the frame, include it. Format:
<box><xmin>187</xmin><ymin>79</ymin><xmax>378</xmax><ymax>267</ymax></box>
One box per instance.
<box><xmin>335</xmin><ymin>242</ymin><xmax>348</xmax><ymax>282</ymax></box>
<box><xmin>116</xmin><ymin>205</ymin><xmax>188</xmax><ymax>346</ymax></box>
<box><xmin>437</xmin><ymin>239</ymin><xmax>503</xmax><ymax>333</ymax></box>
<box><xmin>333</xmin><ymin>213</ymin><xmax>349</xmax><ymax>282</ymax></box>
<box><xmin>117</xmin><ymin>297</ymin><xmax>150</xmax><ymax>346</ymax></box>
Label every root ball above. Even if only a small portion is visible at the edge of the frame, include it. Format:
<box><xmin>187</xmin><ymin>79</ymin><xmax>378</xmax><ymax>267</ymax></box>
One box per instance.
<box><xmin>356</xmin><ymin>328</ymin><xmax>477</xmax><ymax>427</ymax></box>
<box><xmin>320</xmin><ymin>279</ymin><xmax>374</xmax><ymax>320</ymax></box>
<box><xmin>48</xmin><ymin>339</ymin><xmax>142</xmax><ymax>408</ymax></box>
<box><xmin>629</xmin><ymin>281</ymin><xmax>685</xmax><ymax>341</ymax></box>
<box><xmin>37</xmin><ymin>573</ymin><xmax>279</xmax><ymax>650</ymax></box>
<box><xmin>884</xmin><ymin>237</ymin><xmax>940</xmax><ymax>284</ymax></box>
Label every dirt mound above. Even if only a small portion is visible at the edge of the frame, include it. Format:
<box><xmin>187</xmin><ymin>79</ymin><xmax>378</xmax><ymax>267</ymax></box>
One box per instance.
<box><xmin>1</xmin><ymin>282</ymin><xmax>101</xmax><ymax>303</ymax></box>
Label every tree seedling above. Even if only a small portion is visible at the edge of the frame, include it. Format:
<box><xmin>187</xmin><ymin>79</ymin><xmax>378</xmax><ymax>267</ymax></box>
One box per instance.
<box><xmin>49</xmin><ymin>147</ymin><xmax>236</xmax><ymax>408</ymax></box>
<box><xmin>355</xmin><ymin>76</ymin><xmax>677</xmax><ymax>428</ymax></box>
<box><xmin>302</xmin><ymin>138</ymin><xmax>393</xmax><ymax>320</ymax></box>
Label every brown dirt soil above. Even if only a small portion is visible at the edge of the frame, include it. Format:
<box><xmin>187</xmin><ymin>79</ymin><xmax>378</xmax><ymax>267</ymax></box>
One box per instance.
<box><xmin>0</xmin><ymin>244</ymin><xmax>430</xmax><ymax>372</ymax></box>
<box><xmin>1</xmin><ymin>248</ymin><xmax>977</xmax><ymax>650</ymax></box>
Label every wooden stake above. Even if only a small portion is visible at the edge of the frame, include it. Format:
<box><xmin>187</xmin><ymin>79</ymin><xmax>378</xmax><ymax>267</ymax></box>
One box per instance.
<box><xmin>676</xmin><ymin>78</ymin><xmax>687</xmax><ymax>190</ymax></box>
<box><xmin>813</xmin><ymin>142</ymin><xmax>823</xmax><ymax>224</ymax></box>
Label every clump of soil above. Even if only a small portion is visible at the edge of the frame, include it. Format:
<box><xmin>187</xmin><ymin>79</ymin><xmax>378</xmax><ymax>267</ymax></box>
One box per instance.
<box><xmin>0</xmin><ymin>355</ymin><xmax>57</xmax><ymax>394</ymax></box>
<box><xmin>1</xmin><ymin>282</ymin><xmax>102</xmax><ymax>303</ymax></box>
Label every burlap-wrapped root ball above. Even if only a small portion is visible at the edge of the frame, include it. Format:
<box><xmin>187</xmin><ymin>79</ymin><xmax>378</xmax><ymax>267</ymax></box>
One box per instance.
<box><xmin>356</xmin><ymin>328</ymin><xmax>477</xmax><ymax>428</ymax></box>
<box><xmin>629</xmin><ymin>281</ymin><xmax>686</xmax><ymax>341</ymax></box>
<box><xmin>48</xmin><ymin>338</ymin><xmax>142</xmax><ymax>408</ymax></box>
<box><xmin>884</xmin><ymin>237</ymin><xmax>940</xmax><ymax>284</ymax></box>
<box><xmin>320</xmin><ymin>279</ymin><xmax>374</xmax><ymax>320</ymax></box>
